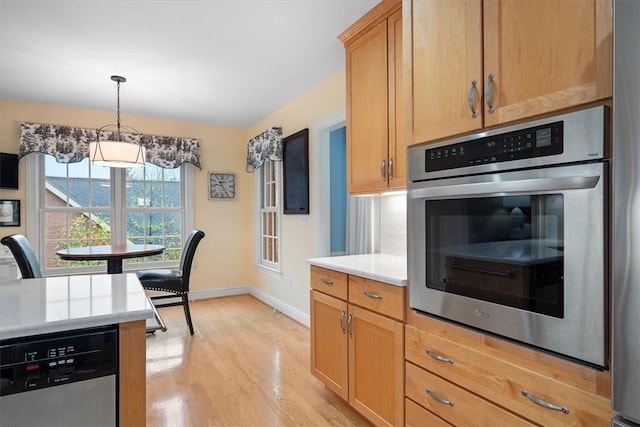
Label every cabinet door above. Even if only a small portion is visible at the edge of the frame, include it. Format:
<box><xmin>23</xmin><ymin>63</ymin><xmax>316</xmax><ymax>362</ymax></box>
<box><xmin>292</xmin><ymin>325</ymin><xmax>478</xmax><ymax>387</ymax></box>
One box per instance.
<box><xmin>482</xmin><ymin>0</ymin><xmax>612</xmax><ymax>126</ymax></box>
<box><xmin>387</xmin><ymin>8</ymin><xmax>406</xmax><ymax>190</ymax></box>
<box><xmin>310</xmin><ymin>290</ymin><xmax>348</xmax><ymax>400</ymax></box>
<box><xmin>409</xmin><ymin>0</ymin><xmax>483</xmax><ymax>145</ymax></box>
<box><xmin>346</xmin><ymin>20</ymin><xmax>390</xmax><ymax>193</ymax></box>
<box><xmin>348</xmin><ymin>304</ymin><xmax>404</xmax><ymax>427</ymax></box>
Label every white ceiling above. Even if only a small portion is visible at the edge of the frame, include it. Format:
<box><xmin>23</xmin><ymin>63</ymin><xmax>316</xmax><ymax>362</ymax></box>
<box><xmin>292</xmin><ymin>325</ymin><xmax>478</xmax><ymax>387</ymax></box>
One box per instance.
<box><xmin>0</xmin><ymin>0</ymin><xmax>379</xmax><ymax>128</ymax></box>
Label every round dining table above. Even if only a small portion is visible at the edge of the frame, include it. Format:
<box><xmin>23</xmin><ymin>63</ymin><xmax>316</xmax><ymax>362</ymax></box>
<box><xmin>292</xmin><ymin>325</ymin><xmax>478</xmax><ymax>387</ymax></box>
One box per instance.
<box><xmin>56</xmin><ymin>244</ymin><xmax>165</xmax><ymax>274</ymax></box>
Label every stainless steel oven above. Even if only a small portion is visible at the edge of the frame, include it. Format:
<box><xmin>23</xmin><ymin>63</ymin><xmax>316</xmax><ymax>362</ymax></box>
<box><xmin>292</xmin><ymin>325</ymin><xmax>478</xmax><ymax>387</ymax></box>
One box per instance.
<box><xmin>408</xmin><ymin>106</ymin><xmax>609</xmax><ymax>368</ymax></box>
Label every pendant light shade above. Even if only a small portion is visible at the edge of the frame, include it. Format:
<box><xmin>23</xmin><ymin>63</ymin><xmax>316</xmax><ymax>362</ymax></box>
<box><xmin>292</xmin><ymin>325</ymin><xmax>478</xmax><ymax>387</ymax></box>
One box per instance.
<box><xmin>89</xmin><ymin>75</ymin><xmax>146</xmax><ymax>168</ymax></box>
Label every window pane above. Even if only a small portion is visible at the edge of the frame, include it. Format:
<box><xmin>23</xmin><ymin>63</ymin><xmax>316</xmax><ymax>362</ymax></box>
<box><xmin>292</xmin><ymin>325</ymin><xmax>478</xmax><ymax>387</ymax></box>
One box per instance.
<box><xmin>46</xmin><ymin>210</ymin><xmax>111</xmax><ymax>270</ymax></box>
<box><xmin>125</xmin><ymin>163</ymin><xmax>180</xmax><ymax>208</ymax></box>
<box><xmin>126</xmin><ymin>212</ymin><xmax>145</xmax><ymax>240</ymax></box>
<box><xmin>262</xmin><ymin>237</ymin><xmax>268</xmax><ymax>260</ymax></box>
<box><xmin>273</xmin><ymin>239</ymin><xmax>278</xmax><ymax>263</ymax></box>
<box><xmin>163</xmin><ymin>168</ymin><xmax>181</xmax><ymax>207</ymax></box>
<box><xmin>45</xmin><ymin>156</ymin><xmax>111</xmax><ymax>208</ymax></box>
<box><xmin>273</xmin><ymin>214</ymin><xmax>277</xmax><ymax>236</ymax></box>
<box><xmin>124</xmin><ymin>163</ymin><xmax>183</xmax><ymax>263</ymax></box>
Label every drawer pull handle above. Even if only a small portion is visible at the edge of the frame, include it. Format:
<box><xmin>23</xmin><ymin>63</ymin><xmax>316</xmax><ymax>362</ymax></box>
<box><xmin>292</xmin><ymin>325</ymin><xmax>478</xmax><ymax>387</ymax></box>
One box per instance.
<box><xmin>426</xmin><ymin>349</ymin><xmax>454</xmax><ymax>364</ymax></box>
<box><xmin>426</xmin><ymin>389</ymin><xmax>454</xmax><ymax>407</ymax></box>
<box><xmin>364</xmin><ymin>291</ymin><xmax>383</xmax><ymax>300</ymax></box>
<box><xmin>484</xmin><ymin>73</ymin><xmax>495</xmax><ymax>113</ymax></box>
<box><xmin>467</xmin><ymin>79</ymin><xmax>478</xmax><ymax>118</ymax></box>
<box><xmin>340</xmin><ymin>310</ymin><xmax>346</xmax><ymax>334</ymax></box>
<box><xmin>347</xmin><ymin>313</ymin><xmax>353</xmax><ymax>337</ymax></box>
<box><xmin>380</xmin><ymin>160</ymin><xmax>387</xmax><ymax>181</ymax></box>
<box><xmin>320</xmin><ymin>278</ymin><xmax>334</xmax><ymax>285</ymax></box>
<box><xmin>521</xmin><ymin>390</ymin><xmax>569</xmax><ymax>414</ymax></box>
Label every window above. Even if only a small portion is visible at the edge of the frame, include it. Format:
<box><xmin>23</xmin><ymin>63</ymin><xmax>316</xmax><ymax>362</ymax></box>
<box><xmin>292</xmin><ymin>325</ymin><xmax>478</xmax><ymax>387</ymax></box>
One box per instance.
<box><xmin>28</xmin><ymin>154</ymin><xmax>193</xmax><ymax>275</ymax></box>
<box><xmin>256</xmin><ymin>160</ymin><xmax>280</xmax><ymax>273</ymax></box>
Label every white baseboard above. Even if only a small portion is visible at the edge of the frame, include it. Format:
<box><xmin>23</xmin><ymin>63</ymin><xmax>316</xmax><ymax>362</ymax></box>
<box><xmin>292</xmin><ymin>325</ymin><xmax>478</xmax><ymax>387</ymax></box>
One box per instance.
<box><xmin>189</xmin><ymin>286</ymin><xmax>252</xmax><ymax>300</ymax></box>
<box><xmin>154</xmin><ymin>286</ymin><xmax>310</xmax><ymax>328</ymax></box>
<box><xmin>248</xmin><ymin>288</ymin><xmax>310</xmax><ymax>328</ymax></box>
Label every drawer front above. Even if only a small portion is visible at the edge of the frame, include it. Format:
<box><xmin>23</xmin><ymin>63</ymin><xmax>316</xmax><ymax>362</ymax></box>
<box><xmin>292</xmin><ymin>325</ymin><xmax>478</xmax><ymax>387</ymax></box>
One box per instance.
<box><xmin>310</xmin><ymin>266</ymin><xmax>347</xmax><ymax>300</ymax></box>
<box><xmin>406</xmin><ymin>362</ymin><xmax>535</xmax><ymax>427</ymax></box>
<box><xmin>405</xmin><ymin>324</ymin><xmax>614</xmax><ymax>426</ymax></box>
<box><xmin>348</xmin><ymin>275</ymin><xmax>405</xmax><ymax>321</ymax></box>
<box><xmin>406</xmin><ymin>398</ymin><xmax>453</xmax><ymax>427</ymax></box>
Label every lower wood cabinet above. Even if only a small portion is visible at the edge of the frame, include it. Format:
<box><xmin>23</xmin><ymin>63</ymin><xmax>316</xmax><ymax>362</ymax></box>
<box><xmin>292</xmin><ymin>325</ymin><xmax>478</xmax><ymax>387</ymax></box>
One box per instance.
<box><xmin>406</xmin><ymin>362</ymin><xmax>535</xmax><ymax>426</ymax></box>
<box><xmin>311</xmin><ymin>290</ymin><xmax>349</xmax><ymax>400</ymax></box>
<box><xmin>310</xmin><ymin>266</ymin><xmax>405</xmax><ymax>427</ymax></box>
<box><xmin>405</xmin><ymin>398</ymin><xmax>453</xmax><ymax>427</ymax></box>
<box><xmin>405</xmin><ymin>314</ymin><xmax>615</xmax><ymax>426</ymax></box>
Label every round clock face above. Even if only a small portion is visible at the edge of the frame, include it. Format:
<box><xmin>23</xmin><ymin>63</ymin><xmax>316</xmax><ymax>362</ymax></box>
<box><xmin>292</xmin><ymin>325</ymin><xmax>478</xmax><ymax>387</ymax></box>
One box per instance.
<box><xmin>210</xmin><ymin>172</ymin><xmax>236</xmax><ymax>200</ymax></box>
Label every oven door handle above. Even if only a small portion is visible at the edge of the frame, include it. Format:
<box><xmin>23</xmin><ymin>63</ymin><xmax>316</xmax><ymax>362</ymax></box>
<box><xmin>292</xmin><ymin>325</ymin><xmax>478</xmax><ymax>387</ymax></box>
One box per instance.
<box><xmin>410</xmin><ymin>175</ymin><xmax>600</xmax><ymax>199</ymax></box>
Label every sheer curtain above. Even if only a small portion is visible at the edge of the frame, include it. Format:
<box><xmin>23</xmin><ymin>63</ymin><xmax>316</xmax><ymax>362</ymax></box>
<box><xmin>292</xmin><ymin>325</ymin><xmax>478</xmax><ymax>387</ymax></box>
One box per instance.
<box><xmin>347</xmin><ymin>195</ymin><xmax>380</xmax><ymax>255</ymax></box>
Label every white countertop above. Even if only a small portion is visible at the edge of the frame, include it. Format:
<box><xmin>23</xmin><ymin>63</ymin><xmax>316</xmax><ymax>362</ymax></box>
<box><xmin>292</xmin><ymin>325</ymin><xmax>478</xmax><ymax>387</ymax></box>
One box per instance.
<box><xmin>0</xmin><ymin>273</ymin><xmax>154</xmax><ymax>340</ymax></box>
<box><xmin>307</xmin><ymin>253</ymin><xmax>407</xmax><ymax>286</ymax></box>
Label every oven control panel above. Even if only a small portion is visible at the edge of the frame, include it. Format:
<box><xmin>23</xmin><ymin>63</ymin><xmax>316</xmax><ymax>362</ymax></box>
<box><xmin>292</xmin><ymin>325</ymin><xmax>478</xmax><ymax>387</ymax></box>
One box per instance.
<box><xmin>426</xmin><ymin>121</ymin><xmax>564</xmax><ymax>172</ymax></box>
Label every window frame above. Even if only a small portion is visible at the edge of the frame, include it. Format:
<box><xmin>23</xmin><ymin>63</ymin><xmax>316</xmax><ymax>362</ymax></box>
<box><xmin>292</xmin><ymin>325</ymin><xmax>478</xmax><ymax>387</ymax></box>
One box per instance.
<box><xmin>26</xmin><ymin>154</ymin><xmax>194</xmax><ymax>276</ymax></box>
<box><xmin>254</xmin><ymin>160</ymin><xmax>282</xmax><ymax>277</ymax></box>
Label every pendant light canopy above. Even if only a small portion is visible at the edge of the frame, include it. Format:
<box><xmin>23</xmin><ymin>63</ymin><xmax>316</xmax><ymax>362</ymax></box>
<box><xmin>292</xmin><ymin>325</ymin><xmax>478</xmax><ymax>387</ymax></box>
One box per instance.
<box><xmin>89</xmin><ymin>75</ymin><xmax>146</xmax><ymax>168</ymax></box>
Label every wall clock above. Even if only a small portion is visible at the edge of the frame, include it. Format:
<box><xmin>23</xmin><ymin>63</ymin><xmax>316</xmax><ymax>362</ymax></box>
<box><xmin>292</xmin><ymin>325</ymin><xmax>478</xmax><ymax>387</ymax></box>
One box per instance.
<box><xmin>208</xmin><ymin>172</ymin><xmax>237</xmax><ymax>200</ymax></box>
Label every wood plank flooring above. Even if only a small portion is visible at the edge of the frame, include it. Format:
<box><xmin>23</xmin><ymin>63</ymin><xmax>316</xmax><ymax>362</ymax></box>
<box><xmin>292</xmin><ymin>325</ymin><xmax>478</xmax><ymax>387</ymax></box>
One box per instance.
<box><xmin>146</xmin><ymin>295</ymin><xmax>371</xmax><ymax>426</ymax></box>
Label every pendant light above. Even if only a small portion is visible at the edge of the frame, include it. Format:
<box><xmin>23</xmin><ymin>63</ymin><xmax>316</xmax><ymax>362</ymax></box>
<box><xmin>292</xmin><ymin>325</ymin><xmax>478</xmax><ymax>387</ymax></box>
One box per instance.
<box><xmin>89</xmin><ymin>75</ymin><xmax>146</xmax><ymax>168</ymax></box>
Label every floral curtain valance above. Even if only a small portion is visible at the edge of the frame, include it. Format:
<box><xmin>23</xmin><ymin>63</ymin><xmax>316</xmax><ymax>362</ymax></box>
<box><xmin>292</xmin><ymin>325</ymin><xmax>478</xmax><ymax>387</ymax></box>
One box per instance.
<box><xmin>246</xmin><ymin>126</ymin><xmax>283</xmax><ymax>172</ymax></box>
<box><xmin>19</xmin><ymin>122</ymin><xmax>201</xmax><ymax>169</ymax></box>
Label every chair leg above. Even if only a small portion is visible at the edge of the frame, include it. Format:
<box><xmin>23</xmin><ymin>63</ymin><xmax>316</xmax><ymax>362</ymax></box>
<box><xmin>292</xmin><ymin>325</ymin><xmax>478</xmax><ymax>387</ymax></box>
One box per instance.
<box><xmin>147</xmin><ymin>296</ymin><xmax>168</xmax><ymax>333</ymax></box>
<box><xmin>182</xmin><ymin>294</ymin><xmax>194</xmax><ymax>335</ymax></box>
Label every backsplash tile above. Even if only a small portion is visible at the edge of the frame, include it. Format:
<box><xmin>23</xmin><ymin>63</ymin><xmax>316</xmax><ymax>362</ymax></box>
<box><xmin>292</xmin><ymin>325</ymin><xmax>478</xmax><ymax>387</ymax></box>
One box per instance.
<box><xmin>380</xmin><ymin>194</ymin><xmax>407</xmax><ymax>257</ymax></box>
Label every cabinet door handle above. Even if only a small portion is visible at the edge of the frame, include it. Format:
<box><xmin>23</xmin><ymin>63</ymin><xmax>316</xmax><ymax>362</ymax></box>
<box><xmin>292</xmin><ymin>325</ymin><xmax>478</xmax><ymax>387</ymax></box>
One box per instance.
<box><xmin>388</xmin><ymin>158</ymin><xmax>394</xmax><ymax>180</ymax></box>
<box><xmin>340</xmin><ymin>310</ymin><xmax>346</xmax><ymax>334</ymax></box>
<box><xmin>521</xmin><ymin>390</ymin><xmax>569</xmax><ymax>414</ymax></box>
<box><xmin>347</xmin><ymin>313</ymin><xmax>353</xmax><ymax>337</ymax></box>
<box><xmin>364</xmin><ymin>291</ymin><xmax>383</xmax><ymax>300</ymax></box>
<box><xmin>484</xmin><ymin>73</ymin><xmax>495</xmax><ymax>113</ymax></box>
<box><xmin>320</xmin><ymin>278</ymin><xmax>334</xmax><ymax>285</ymax></box>
<box><xmin>426</xmin><ymin>389</ymin><xmax>454</xmax><ymax>407</ymax></box>
<box><xmin>425</xmin><ymin>349</ymin><xmax>454</xmax><ymax>364</ymax></box>
<box><xmin>467</xmin><ymin>80</ymin><xmax>478</xmax><ymax>118</ymax></box>
<box><xmin>380</xmin><ymin>160</ymin><xmax>387</xmax><ymax>181</ymax></box>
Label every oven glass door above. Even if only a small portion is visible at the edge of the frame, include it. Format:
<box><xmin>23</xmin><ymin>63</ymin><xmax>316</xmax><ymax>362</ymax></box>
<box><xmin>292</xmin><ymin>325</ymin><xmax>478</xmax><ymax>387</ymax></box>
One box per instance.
<box><xmin>426</xmin><ymin>194</ymin><xmax>564</xmax><ymax>317</ymax></box>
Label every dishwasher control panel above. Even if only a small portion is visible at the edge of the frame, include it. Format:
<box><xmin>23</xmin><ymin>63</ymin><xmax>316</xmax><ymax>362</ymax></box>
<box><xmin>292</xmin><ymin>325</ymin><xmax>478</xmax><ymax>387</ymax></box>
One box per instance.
<box><xmin>0</xmin><ymin>325</ymin><xmax>117</xmax><ymax>396</ymax></box>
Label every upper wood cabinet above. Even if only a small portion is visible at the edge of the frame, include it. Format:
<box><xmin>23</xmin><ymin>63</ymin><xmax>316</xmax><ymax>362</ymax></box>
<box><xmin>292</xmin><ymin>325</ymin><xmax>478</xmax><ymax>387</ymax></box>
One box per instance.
<box><xmin>406</xmin><ymin>0</ymin><xmax>612</xmax><ymax>146</ymax></box>
<box><xmin>340</xmin><ymin>0</ymin><xmax>405</xmax><ymax>194</ymax></box>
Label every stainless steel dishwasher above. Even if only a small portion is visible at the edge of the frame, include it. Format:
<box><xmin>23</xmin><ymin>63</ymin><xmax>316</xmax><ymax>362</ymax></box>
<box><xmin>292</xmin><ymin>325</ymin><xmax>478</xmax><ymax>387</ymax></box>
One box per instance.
<box><xmin>0</xmin><ymin>325</ymin><xmax>118</xmax><ymax>426</ymax></box>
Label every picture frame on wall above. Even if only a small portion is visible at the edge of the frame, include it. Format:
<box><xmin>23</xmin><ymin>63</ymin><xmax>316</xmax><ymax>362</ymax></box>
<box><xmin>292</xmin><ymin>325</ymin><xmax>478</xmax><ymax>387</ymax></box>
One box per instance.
<box><xmin>0</xmin><ymin>200</ymin><xmax>20</xmax><ymax>226</ymax></box>
<box><xmin>208</xmin><ymin>172</ymin><xmax>237</xmax><ymax>200</ymax></box>
<box><xmin>282</xmin><ymin>128</ymin><xmax>309</xmax><ymax>214</ymax></box>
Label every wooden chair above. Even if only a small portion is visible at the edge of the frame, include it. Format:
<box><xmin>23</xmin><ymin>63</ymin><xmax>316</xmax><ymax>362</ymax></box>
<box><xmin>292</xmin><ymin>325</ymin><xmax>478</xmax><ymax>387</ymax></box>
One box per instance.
<box><xmin>136</xmin><ymin>230</ymin><xmax>205</xmax><ymax>335</ymax></box>
<box><xmin>1</xmin><ymin>234</ymin><xmax>42</xmax><ymax>278</ymax></box>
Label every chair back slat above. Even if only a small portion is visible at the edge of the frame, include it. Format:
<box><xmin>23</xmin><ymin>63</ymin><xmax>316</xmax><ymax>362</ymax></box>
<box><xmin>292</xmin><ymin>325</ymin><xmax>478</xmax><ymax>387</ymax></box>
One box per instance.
<box><xmin>1</xmin><ymin>234</ymin><xmax>43</xmax><ymax>279</ymax></box>
<box><xmin>179</xmin><ymin>230</ymin><xmax>205</xmax><ymax>283</ymax></box>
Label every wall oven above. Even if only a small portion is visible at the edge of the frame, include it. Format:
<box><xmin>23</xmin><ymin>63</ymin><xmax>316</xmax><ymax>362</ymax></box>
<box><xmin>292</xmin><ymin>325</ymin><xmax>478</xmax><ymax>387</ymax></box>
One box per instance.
<box><xmin>408</xmin><ymin>106</ymin><xmax>608</xmax><ymax>368</ymax></box>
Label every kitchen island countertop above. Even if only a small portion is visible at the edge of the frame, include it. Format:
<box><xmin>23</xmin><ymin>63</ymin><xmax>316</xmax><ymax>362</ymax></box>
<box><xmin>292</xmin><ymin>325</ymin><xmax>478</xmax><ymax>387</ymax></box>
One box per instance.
<box><xmin>0</xmin><ymin>273</ymin><xmax>153</xmax><ymax>340</ymax></box>
<box><xmin>307</xmin><ymin>253</ymin><xmax>407</xmax><ymax>286</ymax></box>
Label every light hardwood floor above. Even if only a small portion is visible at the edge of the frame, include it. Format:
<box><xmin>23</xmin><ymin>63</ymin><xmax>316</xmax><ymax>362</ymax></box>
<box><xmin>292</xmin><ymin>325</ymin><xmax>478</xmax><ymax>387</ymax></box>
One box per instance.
<box><xmin>146</xmin><ymin>295</ymin><xmax>371</xmax><ymax>426</ymax></box>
